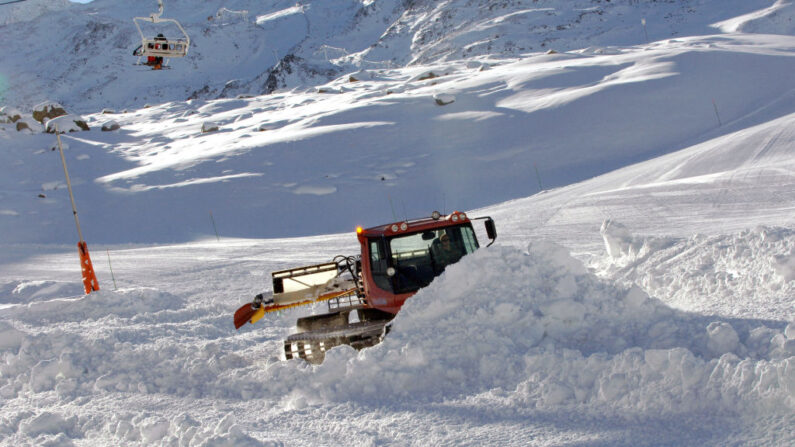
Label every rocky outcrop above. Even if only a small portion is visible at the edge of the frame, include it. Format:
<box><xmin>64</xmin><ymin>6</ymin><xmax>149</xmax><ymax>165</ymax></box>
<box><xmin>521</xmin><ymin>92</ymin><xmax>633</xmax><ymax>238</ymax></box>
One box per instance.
<box><xmin>32</xmin><ymin>102</ymin><xmax>67</xmax><ymax>124</ymax></box>
<box><xmin>45</xmin><ymin>114</ymin><xmax>90</xmax><ymax>133</ymax></box>
<box><xmin>0</xmin><ymin>106</ymin><xmax>22</xmax><ymax>123</ymax></box>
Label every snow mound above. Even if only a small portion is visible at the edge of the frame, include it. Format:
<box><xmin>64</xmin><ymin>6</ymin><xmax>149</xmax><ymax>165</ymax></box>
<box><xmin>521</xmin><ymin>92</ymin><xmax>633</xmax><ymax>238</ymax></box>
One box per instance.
<box><xmin>2</xmin><ymin>286</ymin><xmax>186</xmax><ymax>323</ymax></box>
<box><xmin>712</xmin><ymin>0</ymin><xmax>795</xmax><ymax>34</ymax></box>
<box><xmin>244</xmin><ymin>242</ymin><xmax>793</xmax><ymax>416</ymax></box>
<box><xmin>600</xmin><ymin>219</ymin><xmax>676</xmax><ymax>262</ymax></box>
<box><xmin>0</xmin><ymin>240</ymin><xmax>792</xmax><ymax>444</ymax></box>
<box><xmin>3</xmin><ymin>280</ymin><xmax>84</xmax><ymax>303</ymax></box>
<box><xmin>595</xmin><ymin>225</ymin><xmax>795</xmax><ymax>319</ymax></box>
<box><xmin>97</xmin><ymin>412</ymin><xmax>265</xmax><ymax>446</ymax></box>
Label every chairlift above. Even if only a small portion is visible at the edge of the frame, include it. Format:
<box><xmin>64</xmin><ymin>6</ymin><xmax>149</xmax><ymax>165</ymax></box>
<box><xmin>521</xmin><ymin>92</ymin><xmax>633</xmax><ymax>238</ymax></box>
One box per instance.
<box><xmin>132</xmin><ymin>0</ymin><xmax>190</xmax><ymax>69</ymax></box>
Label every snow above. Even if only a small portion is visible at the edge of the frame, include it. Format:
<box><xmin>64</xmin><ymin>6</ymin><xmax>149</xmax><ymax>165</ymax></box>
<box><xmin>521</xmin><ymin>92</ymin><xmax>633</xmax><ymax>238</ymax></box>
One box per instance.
<box><xmin>0</xmin><ymin>0</ymin><xmax>793</xmax><ymax>446</ymax></box>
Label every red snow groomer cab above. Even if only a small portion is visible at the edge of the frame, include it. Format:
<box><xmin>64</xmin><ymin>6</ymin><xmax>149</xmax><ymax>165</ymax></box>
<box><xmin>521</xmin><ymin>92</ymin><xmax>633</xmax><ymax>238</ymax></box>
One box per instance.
<box><xmin>234</xmin><ymin>211</ymin><xmax>497</xmax><ymax>364</ymax></box>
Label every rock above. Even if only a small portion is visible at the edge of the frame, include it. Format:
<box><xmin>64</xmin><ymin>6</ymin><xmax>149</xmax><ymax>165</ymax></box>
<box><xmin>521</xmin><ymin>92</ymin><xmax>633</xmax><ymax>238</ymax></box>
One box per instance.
<box><xmin>45</xmin><ymin>115</ymin><xmax>90</xmax><ymax>133</ymax></box>
<box><xmin>101</xmin><ymin>120</ymin><xmax>120</xmax><ymax>131</ymax></box>
<box><xmin>0</xmin><ymin>106</ymin><xmax>22</xmax><ymax>123</ymax></box>
<box><xmin>32</xmin><ymin>101</ymin><xmax>67</xmax><ymax>123</ymax></box>
<box><xmin>101</xmin><ymin>108</ymin><xmax>115</xmax><ymax>114</ymax></box>
<box><xmin>201</xmin><ymin>122</ymin><xmax>219</xmax><ymax>133</ymax></box>
<box><xmin>433</xmin><ymin>93</ymin><xmax>456</xmax><ymax>106</ymax></box>
<box><xmin>15</xmin><ymin>117</ymin><xmax>42</xmax><ymax>133</ymax></box>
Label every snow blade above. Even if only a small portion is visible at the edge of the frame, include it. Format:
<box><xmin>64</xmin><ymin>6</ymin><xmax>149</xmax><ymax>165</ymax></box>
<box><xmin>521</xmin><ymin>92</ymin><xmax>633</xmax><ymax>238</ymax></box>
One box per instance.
<box><xmin>234</xmin><ymin>302</ymin><xmax>258</xmax><ymax>329</ymax></box>
<box><xmin>233</xmin><ymin>288</ymin><xmax>360</xmax><ymax>330</ymax></box>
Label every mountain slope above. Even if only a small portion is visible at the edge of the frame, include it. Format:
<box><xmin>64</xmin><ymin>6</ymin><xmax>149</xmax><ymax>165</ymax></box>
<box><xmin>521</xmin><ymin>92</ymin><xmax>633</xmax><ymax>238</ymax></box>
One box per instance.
<box><xmin>1</xmin><ymin>0</ymin><xmax>790</xmax><ymax>112</ymax></box>
<box><xmin>2</xmin><ymin>31</ymin><xmax>793</xmax><ymax>244</ymax></box>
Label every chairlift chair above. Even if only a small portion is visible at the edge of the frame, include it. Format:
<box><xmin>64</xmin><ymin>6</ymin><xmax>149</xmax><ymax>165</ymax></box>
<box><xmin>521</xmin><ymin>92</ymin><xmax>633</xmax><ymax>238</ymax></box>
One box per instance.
<box><xmin>132</xmin><ymin>0</ymin><xmax>190</xmax><ymax>66</ymax></box>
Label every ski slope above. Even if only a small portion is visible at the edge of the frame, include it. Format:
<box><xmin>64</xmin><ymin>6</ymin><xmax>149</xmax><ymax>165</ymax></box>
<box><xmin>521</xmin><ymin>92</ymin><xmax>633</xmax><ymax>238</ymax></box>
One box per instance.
<box><xmin>0</xmin><ymin>0</ymin><xmax>793</xmax><ymax>445</ymax></box>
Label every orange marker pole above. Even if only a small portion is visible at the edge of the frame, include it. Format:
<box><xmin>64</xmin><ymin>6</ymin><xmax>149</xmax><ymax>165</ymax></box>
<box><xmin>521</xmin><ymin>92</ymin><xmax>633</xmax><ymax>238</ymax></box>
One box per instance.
<box><xmin>56</xmin><ymin>128</ymin><xmax>100</xmax><ymax>294</ymax></box>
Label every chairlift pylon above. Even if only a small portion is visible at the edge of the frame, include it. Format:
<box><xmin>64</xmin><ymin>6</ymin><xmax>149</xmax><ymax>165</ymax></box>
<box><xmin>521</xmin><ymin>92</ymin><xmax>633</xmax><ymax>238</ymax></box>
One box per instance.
<box><xmin>132</xmin><ymin>0</ymin><xmax>190</xmax><ymax>68</ymax></box>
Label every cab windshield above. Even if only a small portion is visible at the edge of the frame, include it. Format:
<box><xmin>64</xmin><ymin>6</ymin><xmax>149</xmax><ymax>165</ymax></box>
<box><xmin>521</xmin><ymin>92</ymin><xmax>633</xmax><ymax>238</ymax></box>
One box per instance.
<box><xmin>368</xmin><ymin>224</ymin><xmax>479</xmax><ymax>294</ymax></box>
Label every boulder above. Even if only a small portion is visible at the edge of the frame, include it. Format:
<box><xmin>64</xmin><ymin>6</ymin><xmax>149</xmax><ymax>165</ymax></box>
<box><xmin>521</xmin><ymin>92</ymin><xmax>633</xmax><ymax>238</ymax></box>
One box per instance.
<box><xmin>433</xmin><ymin>93</ymin><xmax>456</xmax><ymax>106</ymax></box>
<box><xmin>32</xmin><ymin>101</ymin><xmax>67</xmax><ymax>123</ymax></box>
<box><xmin>101</xmin><ymin>120</ymin><xmax>120</xmax><ymax>131</ymax></box>
<box><xmin>201</xmin><ymin>121</ymin><xmax>219</xmax><ymax>133</ymax></box>
<box><xmin>416</xmin><ymin>71</ymin><xmax>438</xmax><ymax>81</ymax></box>
<box><xmin>45</xmin><ymin>115</ymin><xmax>90</xmax><ymax>133</ymax></box>
<box><xmin>15</xmin><ymin>117</ymin><xmax>43</xmax><ymax>133</ymax></box>
<box><xmin>0</xmin><ymin>106</ymin><xmax>22</xmax><ymax>123</ymax></box>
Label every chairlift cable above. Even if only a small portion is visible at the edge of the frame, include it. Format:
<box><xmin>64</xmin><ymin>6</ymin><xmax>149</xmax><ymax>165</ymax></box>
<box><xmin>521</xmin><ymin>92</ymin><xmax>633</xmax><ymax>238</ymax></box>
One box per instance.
<box><xmin>0</xmin><ymin>0</ymin><xmax>30</xmax><ymax>6</ymax></box>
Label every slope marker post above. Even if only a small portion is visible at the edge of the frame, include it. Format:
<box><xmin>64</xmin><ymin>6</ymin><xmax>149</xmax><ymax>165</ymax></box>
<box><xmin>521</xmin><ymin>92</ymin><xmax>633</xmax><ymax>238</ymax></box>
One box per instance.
<box><xmin>106</xmin><ymin>249</ymin><xmax>118</xmax><ymax>290</ymax></box>
<box><xmin>55</xmin><ymin>128</ymin><xmax>100</xmax><ymax>294</ymax></box>
<box><xmin>210</xmin><ymin>211</ymin><xmax>220</xmax><ymax>241</ymax></box>
<box><xmin>534</xmin><ymin>163</ymin><xmax>544</xmax><ymax>192</ymax></box>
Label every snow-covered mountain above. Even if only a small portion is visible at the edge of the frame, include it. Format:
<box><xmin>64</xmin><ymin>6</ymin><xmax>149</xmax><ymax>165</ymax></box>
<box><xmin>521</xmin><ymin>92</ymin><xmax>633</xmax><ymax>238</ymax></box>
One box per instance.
<box><xmin>2</xmin><ymin>0</ymin><xmax>792</xmax><ymax>112</ymax></box>
<box><xmin>2</xmin><ymin>26</ymin><xmax>794</xmax><ymax>244</ymax></box>
<box><xmin>0</xmin><ymin>0</ymin><xmax>793</xmax><ymax>446</ymax></box>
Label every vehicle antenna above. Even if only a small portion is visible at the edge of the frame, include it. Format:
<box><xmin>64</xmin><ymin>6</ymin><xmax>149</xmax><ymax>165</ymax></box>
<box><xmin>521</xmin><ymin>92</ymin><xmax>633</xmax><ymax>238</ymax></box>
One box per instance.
<box><xmin>387</xmin><ymin>194</ymin><xmax>397</xmax><ymax>221</ymax></box>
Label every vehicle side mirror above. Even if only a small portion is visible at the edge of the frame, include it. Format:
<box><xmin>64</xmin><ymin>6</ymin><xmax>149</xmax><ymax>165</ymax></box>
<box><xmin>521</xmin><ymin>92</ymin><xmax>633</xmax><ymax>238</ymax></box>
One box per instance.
<box><xmin>484</xmin><ymin>218</ymin><xmax>497</xmax><ymax>247</ymax></box>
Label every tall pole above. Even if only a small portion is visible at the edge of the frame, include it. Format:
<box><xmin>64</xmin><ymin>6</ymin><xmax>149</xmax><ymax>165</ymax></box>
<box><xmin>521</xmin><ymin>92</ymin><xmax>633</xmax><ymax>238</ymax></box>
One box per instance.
<box><xmin>642</xmin><ymin>18</ymin><xmax>649</xmax><ymax>43</ymax></box>
<box><xmin>56</xmin><ymin>128</ymin><xmax>100</xmax><ymax>294</ymax></box>
<box><xmin>56</xmin><ymin>130</ymin><xmax>84</xmax><ymax>242</ymax></box>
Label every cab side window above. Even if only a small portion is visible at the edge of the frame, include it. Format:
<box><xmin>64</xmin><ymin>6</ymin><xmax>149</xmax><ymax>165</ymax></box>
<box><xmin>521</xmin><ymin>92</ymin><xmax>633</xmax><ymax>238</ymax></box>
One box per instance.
<box><xmin>369</xmin><ymin>239</ymin><xmax>392</xmax><ymax>292</ymax></box>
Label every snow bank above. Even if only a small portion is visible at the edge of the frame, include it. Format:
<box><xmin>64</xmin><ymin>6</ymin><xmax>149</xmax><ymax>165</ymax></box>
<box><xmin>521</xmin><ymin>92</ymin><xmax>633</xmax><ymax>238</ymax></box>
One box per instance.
<box><xmin>0</xmin><ymin>285</ymin><xmax>272</xmax><ymax>445</ymax></box>
<box><xmin>0</xmin><ymin>239</ymin><xmax>792</xmax><ymax>444</ymax></box>
<box><xmin>595</xmin><ymin>224</ymin><xmax>795</xmax><ymax>319</ymax></box>
<box><xmin>2</xmin><ymin>286</ymin><xmax>185</xmax><ymax>323</ymax></box>
<box><xmin>250</xmin><ymin>242</ymin><xmax>792</xmax><ymax>416</ymax></box>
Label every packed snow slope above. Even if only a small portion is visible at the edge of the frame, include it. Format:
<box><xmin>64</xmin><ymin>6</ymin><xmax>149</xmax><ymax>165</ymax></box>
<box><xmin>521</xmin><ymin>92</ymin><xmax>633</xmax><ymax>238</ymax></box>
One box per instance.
<box><xmin>2</xmin><ymin>30</ymin><xmax>794</xmax><ymax>244</ymax></box>
<box><xmin>0</xmin><ymin>1</ymin><xmax>793</xmax><ymax>446</ymax></box>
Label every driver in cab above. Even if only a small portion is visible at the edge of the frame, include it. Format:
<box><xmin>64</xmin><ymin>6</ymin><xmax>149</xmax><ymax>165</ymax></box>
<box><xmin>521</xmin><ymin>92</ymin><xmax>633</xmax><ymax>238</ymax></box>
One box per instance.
<box><xmin>433</xmin><ymin>232</ymin><xmax>462</xmax><ymax>270</ymax></box>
